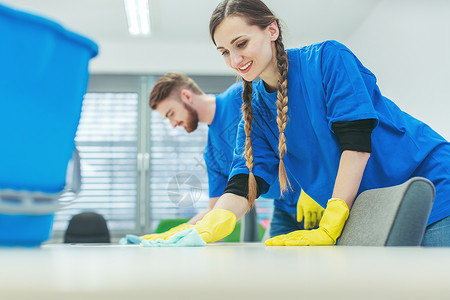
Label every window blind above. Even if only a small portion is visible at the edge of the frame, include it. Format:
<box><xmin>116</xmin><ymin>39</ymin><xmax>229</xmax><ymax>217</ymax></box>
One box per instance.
<box><xmin>53</xmin><ymin>93</ymin><xmax>138</xmax><ymax>231</ymax></box>
<box><xmin>148</xmin><ymin>110</ymin><xmax>274</xmax><ymax>231</ymax></box>
<box><xmin>52</xmin><ymin>76</ymin><xmax>274</xmax><ymax>236</ymax></box>
<box><xmin>149</xmin><ymin>110</ymin><xmax>210</xmax><ymax>230</ymax></box>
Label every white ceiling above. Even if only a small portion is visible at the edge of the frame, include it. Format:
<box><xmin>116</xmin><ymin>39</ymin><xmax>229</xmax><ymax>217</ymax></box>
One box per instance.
<box><xmin>1</xmin><ymin>0</ymin><xmax>381</xmax><ymax>74</ymax></box>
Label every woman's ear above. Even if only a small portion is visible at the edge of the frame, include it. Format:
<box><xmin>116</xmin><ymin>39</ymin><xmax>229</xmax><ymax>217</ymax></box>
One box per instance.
<box><xmin>267</xmin><ymin>20</ymin><xmax>279</xmax><ymax>41</ymax></box>
<box><xmin>180</xmin><ymin>89</ymin><xmax>193</xmax><ymax>104</ymax></box>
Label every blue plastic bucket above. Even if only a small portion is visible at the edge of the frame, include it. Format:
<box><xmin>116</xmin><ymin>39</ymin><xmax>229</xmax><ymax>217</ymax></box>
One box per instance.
<box><xmin>0</xmin><ymin>4</ymin><xmax>98</xmax><ymax>246</ymax></box>
<box><xmin>0</xmin><ymin>214</ymin><xmax>55</xmax><ymax>247</ymax></box>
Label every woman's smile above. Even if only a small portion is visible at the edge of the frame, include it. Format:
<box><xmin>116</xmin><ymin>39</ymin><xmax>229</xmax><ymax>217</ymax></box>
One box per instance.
<box><xmin>238</xmin><ymin>60</ymin><xmax>253</xmax><ymax>73</ymax></box>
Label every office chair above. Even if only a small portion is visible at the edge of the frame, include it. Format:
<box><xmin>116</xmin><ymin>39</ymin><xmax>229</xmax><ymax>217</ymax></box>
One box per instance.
<box><xmin>64</xmin><ymin>212</ymin><xmax>111</xmax><ymax>243</ymax></box>
<box><xmin>338</xmin><ymin>177</ymin><xmax>435</xmax><ymax>246</ymax></box>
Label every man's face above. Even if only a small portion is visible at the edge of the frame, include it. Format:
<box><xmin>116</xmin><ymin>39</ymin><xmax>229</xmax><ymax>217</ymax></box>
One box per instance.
<box><xmin>155</xmin><ymin>96</ymin><xmax>199</xmax><ymax>133</ymax></box>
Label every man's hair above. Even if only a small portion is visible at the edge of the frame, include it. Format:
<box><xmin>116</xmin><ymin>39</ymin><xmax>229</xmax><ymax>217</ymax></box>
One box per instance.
<box><xmin>149</xmin><ymin>72</ymin><xmax>204</xmax><ymax>110</ymax></box>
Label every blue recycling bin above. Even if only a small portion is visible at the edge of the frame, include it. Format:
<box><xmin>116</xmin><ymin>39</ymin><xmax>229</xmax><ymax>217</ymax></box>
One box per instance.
<box><xmin>0</xmin><ymin>3</ymin><xmax>98</xmax><ymax>246</ymax></box>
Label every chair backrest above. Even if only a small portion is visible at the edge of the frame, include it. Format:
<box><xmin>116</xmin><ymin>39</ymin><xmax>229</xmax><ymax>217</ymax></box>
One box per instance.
<box><xmin>338</xmin><ymin>177</ymin><xmax>435</xmax><ymax>246</ymax></box>
<box><xmin>64</xmin><ymin>212</ymin><xmax>110</xmax><ymax>243</ymax></box>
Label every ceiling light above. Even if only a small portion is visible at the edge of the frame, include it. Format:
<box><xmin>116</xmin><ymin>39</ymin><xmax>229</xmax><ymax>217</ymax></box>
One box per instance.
<box><xmin>124</xmin><ymin>0</ymin><xmax>151</xmax><ymax>36</ymax></box>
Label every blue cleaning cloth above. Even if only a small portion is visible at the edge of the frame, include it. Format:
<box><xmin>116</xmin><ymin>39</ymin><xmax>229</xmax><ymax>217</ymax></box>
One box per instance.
<box><xmin>119</xmin><ymin>234</ymin><xmax>143</xmax><ymax>245</ymax></box>
<box><xmin>140</xmin><ymin>228</ymin><xmax>207</xmax><ymax>247</ymax></box>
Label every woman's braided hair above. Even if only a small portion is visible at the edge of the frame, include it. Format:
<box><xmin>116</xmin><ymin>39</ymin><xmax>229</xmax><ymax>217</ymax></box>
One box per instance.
<box><xmin>210</xmin><ymin>0</ymin><xmax>289</xmax><ymax>206</ymax></box>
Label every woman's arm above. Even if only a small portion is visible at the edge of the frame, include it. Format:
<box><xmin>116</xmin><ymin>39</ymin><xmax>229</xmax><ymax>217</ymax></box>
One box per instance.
<box><xmin>265</xmin><ymin>150</ymin><xmax>370</xmax><ymax>246</ymax></box>
<box><xmin>188</xmin><ymin>192</ymin><xmax>250</xmax><ymax>225</ymax></box>
<box><xmin>213</xmin><ymin>193</ymin><xmax>250</xmax><ymax>221</ymax></box>
<box><xmin>332</xmin><ymin>150</ymin><xmax>371</xmax><ymax>210</ymax></box>
<box><xmin>190</xmin><ymin>193</ymin><xmax>249</xmax><ymax>243</ymax></box>
<box><xmin>188</xmin><ymin>197</ymin><xmax>219</xmax><ymax>225</ymax></box>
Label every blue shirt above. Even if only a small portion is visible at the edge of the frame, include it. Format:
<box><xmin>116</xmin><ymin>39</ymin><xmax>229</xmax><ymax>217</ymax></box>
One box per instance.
<box><xmin>204</xmin><ymin>82</ymin><xmax>299</xmax><ymax>212</ymax></box>
<box><xmin>230</xmin><ymin>40</ymin><xmax>450</xmax><ymax>225</ymax></box>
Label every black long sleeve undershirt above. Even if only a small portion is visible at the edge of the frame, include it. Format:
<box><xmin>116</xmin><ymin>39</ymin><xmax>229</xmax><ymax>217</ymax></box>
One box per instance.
<box><xmin>224</xmin><ymin>119</ymin><xmax>376</xmax><ymax>200</ymax></box>
<box><xmin>223</xmin><ymin>174</ymin><xmax>268</xmax><ymax>200</ymax></box>
<box><xmin>331</xmin><ymin>119</ymin><xmax>377</xmax><ymax>153</ymax></box>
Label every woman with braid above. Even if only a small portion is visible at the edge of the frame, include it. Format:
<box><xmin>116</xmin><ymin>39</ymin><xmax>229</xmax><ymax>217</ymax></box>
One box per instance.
<box><xmin>144</xmin><ymin>73</ymin><xmax>322</xmax><ymax>240</ymax></box>
<box><xmin>146</xmin><ymin>0</ymin><xmax>450</xmax><ymax>246</ymax></box>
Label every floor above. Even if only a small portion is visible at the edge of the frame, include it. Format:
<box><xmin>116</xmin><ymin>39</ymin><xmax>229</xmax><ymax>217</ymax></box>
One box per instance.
<box><xmin>1</xmin><ymin>243</ymin><xmax>449</xmax><ymax>299</ymax></box>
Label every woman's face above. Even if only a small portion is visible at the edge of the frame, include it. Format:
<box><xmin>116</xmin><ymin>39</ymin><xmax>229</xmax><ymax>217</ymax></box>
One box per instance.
<box><xmin>213</xmin><ymin>15</ymin><xmax>279</xmax><ymax>84</ymax></box>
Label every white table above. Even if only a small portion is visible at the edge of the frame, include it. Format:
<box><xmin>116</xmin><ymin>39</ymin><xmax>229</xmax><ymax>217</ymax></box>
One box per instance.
<box><xmin>0</xmin><ymin>243</ymin><xmax>449</xmax><ymax>300</ymax></box>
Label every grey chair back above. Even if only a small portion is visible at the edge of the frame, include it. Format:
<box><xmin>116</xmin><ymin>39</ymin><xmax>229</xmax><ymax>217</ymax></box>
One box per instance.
<box><xmin>338</xmin><ymin>177</ymin><xmax>435</xmax><ymax>246</ymax></box>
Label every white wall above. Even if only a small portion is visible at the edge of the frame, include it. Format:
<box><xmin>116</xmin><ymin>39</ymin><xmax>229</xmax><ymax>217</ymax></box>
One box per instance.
<box><xmin>345</xmin><ymin>0</ymin><xmax>450</xmax><ymax>139</ymax></box>
<box><xmin>7</xmin><ymin>0</ymin><xmax>447</xmax><ymax>138</ymax></box>
<box><xmin>92</xmin><ymin>40</ymin><xmax>232</xmax><ymax>76</ymax></box>
<box><xmin>92</xmin><ymin>0</ymin><xmax>450</xmax><ymax>138</ymax></box>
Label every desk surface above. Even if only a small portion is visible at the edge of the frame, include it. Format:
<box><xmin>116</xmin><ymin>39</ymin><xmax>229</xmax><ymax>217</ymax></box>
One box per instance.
<box><xmin>1</xmin><ymin>243</ymin><xmax>449</xmax><ymax>300</ymax></box>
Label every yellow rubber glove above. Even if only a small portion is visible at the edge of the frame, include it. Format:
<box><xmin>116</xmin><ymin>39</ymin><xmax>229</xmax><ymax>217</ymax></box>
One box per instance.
<box><xmin>194</xmin><ymin>209</ymin><xmax>237</xmax><ymax>243</ymax></box>
<box><xmin>266</xmin><ymin>198</ymin><xmax>349</xmax><ymax>246</ymax></box>
<box><xmin>140</xmin><ymin>223</ymin><xmax>193</xmax><ymax>240</ymax></box>
<box><xmin>297</xmin><ymin>190</ymin><xmax>325</xmax><ymax>229</ymax></box>
<box><xmin>140</xmin><ymin>209</ymin><xmax>236</xmax><ymax>243</ymax></box>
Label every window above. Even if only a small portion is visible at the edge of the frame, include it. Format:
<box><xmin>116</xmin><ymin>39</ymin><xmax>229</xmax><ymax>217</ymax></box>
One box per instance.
<box><xmin>149</xmin><ymin>111</ymin><xmax>210</xmax><ymax>230</ymax></box>
<box><xmin>54</xmin><ymin>92</ymin><xmax>138</xmax><ymax>232</ymax></box>
<box><xmin>52</xmin><ymin>75</ymin><xmax>273</xmax><ymax>239</ymax></box>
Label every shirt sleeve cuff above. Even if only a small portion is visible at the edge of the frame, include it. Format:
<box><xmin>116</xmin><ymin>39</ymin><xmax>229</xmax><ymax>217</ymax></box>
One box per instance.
<box><xmin>224</xmin><ymin>174</ymin><xmax>269</xmax><ymax>200</ymax></box>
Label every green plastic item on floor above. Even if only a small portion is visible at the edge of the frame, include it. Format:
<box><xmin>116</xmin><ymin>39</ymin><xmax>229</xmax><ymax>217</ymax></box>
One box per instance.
<box><xmin>222</xmin><ymin>221</ymin><xmax>265</xmax><ymax>242</ymax></box>
<box><xmin>154</xmin><ymin>218</ymin><xmax>190</xmax><ymax>234</ymax></box>
<box><xmin>155</xmin><ymin>219</ymin><xmax>266</xmax><ymax>242</ymax></box>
